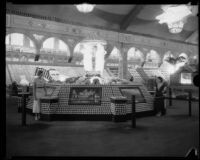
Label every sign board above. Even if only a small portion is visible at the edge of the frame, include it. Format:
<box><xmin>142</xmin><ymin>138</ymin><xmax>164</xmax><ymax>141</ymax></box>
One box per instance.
<box><xmin>69</xmin><ymin>87</ymin><xmax>102</xmax><ymax>105</ymax></box>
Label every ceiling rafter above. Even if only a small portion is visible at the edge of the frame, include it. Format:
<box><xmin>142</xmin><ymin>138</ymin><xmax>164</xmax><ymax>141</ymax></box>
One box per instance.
<box><xmin>93</xmin><ymin>8</ymin><xmax>124</xmax><ymax>24</ymax></box>
<box><xmin>185</xmin><ymin>30</ymin><xmax>198</xmax><ymax>43</ymax></box>
<box><xmin>120</xmin><ymin>5</ymin><xmax>144</xmax><ymax>30</ymax></box>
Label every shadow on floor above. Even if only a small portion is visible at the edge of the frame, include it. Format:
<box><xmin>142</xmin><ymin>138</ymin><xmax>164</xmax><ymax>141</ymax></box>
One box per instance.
<box><xmin>25</xmin><ymin>123</ymin><xmax>52</xmax><ymax>130</ymax></box>
<box><xmin>106</xmin><ymin>123</ymin><xmax>149</xmax><ymax>133</ymax></box>
<box><xmin>169</xmin><ymin>114</ymin><xmax>199</xmax><ymax>121</ymax></box>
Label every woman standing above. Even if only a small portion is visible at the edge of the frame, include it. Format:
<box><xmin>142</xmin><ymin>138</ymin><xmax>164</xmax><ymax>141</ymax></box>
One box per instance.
<box><xmin>33</xmin><ymin>70</ymin><xmax>47</xmax><ymax>120</ymax></box>
<box><xmin>130</xmin><ymin>76</ymin><xmax>134</xmax><ymax>82</ymax></box>
<box><xmin>154</xmin><ymin>76</ymin><xmax>167</xmax><ymax>116</ymax></box>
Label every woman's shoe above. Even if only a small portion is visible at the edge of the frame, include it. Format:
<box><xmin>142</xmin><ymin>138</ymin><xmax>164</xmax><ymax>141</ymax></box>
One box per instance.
<box><xmin>35</xmin><ymin>116</ymin><xmax>38</xmax><ymax>120</ymax></box>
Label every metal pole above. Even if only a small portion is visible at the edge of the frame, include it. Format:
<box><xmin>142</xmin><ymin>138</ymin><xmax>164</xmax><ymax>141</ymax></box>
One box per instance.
<box><xmin>132</xmin><ymin>95</ymin><xmax>136</xmax><ymax>128</ymax></box>
<box><xmin>22</xmin><ymin>94</ymin><xmax>27</xmax><ymax>126</ymax></box>
<box><xmin>169</xmin><ymin>87</ymin><xmax>172</xmax><ymax>106</ymax></box>
<box><xmin>188</xmin><ymin>91</ymin><xmax>192</xmax><ymax>117</ymax></box>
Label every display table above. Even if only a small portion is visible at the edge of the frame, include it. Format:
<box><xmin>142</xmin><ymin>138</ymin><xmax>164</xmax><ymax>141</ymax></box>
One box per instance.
<box><xmin>110</xmin><ymin>96</ymin><xmax>128</xmax><ymax>122</ymax></box>
<box><xmin>26</xmin><ymin>84</ymin><xmax>155</xmax><ymax>121</ymax></box>
<box><xmin>40</xmin><ymin>96</ymin><xmax>59</xmax><ymax>120</ymax></box>
<box><xmin>17</xmin><ymin>93</ymin><xmax>29</xmax><ymax>113</ymax></box>
<box><xmin>18</xmin><ymin>92</ymin><xmax>31</xmax><ymax>126</ymax></box>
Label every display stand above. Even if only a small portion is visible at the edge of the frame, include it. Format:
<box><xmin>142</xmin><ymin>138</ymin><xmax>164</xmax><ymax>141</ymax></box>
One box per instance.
<box><xmin>18</xmin><ymin>92</ymin><xmax>30</xmax><ymax>126</ymax></box>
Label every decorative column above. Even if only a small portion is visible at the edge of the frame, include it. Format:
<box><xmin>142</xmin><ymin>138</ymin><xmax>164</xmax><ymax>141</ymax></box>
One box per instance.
<box><xmin>157</xmin><ymin>48</ymin><xmax>168</xmax><ymax>67</ymax></box>
<box><xmin>23</xmin><ymin>36</ymin><xmax>30</xmax><ymax>48</ymax></box>
<box><xmin>35</xmin><ymin>44</ymin><xmax>41</xmax><ymax>55</ymax></box>
<box><xmin>67</xmin><ymin>38</ymin><xmax>77</xmax><ymax>63</ymax></box>
<box><xmin>32</xmin><ymin>33</ymin><xmax>45</xmax><ymax>55</ymax></box>
<box><xmin>118</xmin><ymin>46</ymin><xmax>123</xmax><ymax>79</ymax></box>
<box><xmin>119</xmin><ymin>44</ymin><xmax>128</xmax><ymax>80</ymax></box>
<box><xmin>136</xmin><ymin>46</ymin><xmax>147</xmax><ymax>67</ymax></box>
<box><xmin>8</xmin><ymin>33</ymin><xmax>11</xmax><ymax>45</ymax></box>
<box><xmin>54</xmin><ymin>38</ymin><xmax>59</xmax><ymax>50</ymax></box>
<box><xmin>34</xmin><ymin>42</ymin><xmax>42</xmax><ymax>62</ymax></box>
<box><xmin>141</xmin><ymin>48</ymin><xmax>150</xmax><ymax>67</ymax></box>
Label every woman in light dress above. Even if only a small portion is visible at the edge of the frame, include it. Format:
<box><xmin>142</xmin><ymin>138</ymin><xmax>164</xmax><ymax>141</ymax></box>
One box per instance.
<box><xmin>33</xmin><ymin>70</ymin><xmax>47</xmax><ymax>120</ymax></box>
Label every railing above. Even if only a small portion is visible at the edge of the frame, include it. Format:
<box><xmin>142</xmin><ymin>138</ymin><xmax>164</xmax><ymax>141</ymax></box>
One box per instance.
<box><xmin>136</xmin><ymin>67</ymin><xmax>149</xmax><ymax>82</ymax></box>
<box><xmin>157</xmin><ymin>89</ymin><xmax>199</xmax><ymax>117</ymax></box>
<box><xmin>128</xmin><ymin>68</ymin><xmax>143</xmax><ymax>83</ymax></box>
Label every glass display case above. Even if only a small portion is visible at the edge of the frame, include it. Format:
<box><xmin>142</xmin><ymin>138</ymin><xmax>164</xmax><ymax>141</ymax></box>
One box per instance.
<box><xmin>119</xmin><ymin>87</ymin><xmax>146</xmax><ymax>103</ymax></box>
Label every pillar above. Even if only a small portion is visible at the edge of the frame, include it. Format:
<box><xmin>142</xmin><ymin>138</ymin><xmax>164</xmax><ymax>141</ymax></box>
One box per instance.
<box><xmin>9</xmin><ymin>34</ymin><xmax>11</xmax><ymax>45</ymax></box>
<box><xmin>157</xmin><ymin>48</ymin><xmax>168</xmax><ymax>67</ymax></box>
<box><xmin>141</xmin><ymin>48</ymin><xmax>150</xmax><ymax>67</ymax></box>
<box><xmin>54</xmin><ymin>38</ymin><xmax>59</xmax><ymax>50</ymax></box>
<box><xmin>119</xmin><ymin>44</ymin><xmax>128</xmax><ymax>80</ymax></box>
<box><xmin>23</xmin><ymin>36</ymin><xmax>30</xmax><ymax>48</ymax></box>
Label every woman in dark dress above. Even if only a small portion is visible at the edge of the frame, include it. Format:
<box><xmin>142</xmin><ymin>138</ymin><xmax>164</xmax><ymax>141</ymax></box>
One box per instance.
<box><xmin>154</xmin><ymin>76</ymin><xmax>167</xmax><ymax>116</ymax></box>
<box><xmin>130</xmin><ymin>76</ymin><xmax>134</xmax><ymax>82</ymax></box>
<box><xmin>11</xmin><ymin>81</ymin><xmax>18</xmax><ymax>96</ymax></box>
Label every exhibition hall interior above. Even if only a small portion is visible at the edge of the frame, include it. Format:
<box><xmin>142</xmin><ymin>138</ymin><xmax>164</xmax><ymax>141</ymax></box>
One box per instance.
<box><xmin>5</xmin><ymin>3</ymin><xmax>199</xmax><ymax>158</ymax></box>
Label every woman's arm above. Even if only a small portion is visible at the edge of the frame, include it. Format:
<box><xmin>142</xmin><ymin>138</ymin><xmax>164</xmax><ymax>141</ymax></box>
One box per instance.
<box><xmin>162</xmin><ymin>85</ymin><xmax>167</xmax><ymax>95</ymax></box>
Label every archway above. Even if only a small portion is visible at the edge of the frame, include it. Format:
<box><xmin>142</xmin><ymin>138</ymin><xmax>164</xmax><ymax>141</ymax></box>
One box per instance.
<box><xmin>6</xmin><ymin>33</ymin><xmax>36</xmax><ymax>61</ymax></box>
<box><xmin>127</xmin><ymin>47</ymin><xmax>144</xmax><ymax>68</ymax></box>
<box><xmin>146</xmin><ymin>49</ymin><xmax>160</xmax><ymax>63</ymax></box>
<box><xmin>40</xmin><ymin>37</ymin><xmax>70</xmax><ymax>63</ymax></box>
<box><xmin>41</xmin><ymin>37</ymin><xmax>70</xmax><ymax>56</ymax></box>
<box><xmin>105</xmin><ymin>46</ymin><xmax>121</xmax><ymax>78</ymax></box>
<box><xmin>106</xmin><ymin>46</ymin><xmax>121</xmax><ymax>62</ymax></box>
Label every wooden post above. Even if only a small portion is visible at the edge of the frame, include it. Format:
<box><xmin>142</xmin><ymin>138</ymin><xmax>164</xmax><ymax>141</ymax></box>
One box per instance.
<box><xmin>22</xmin><ymin>94</ymin><xmax>27</xmax><ymax>126</ymax></box>
<box><xmin>18</xmin><ymin>92</ymin><xmax>30</xmax><ymax>126</ymax></box>
<box><xmin>169</xmin><ymin>87</ymin><xmax>172</xmax><ymax>106</ymax></box>
<box><xmin>188</xmin><ymin>91</ymin><xmax>192</xmax><ymax>117</ymax></box>
<box><xmin>132</xmin><ymin>95</ymin><xmax>136</xmax><ymax>128</ymax></box>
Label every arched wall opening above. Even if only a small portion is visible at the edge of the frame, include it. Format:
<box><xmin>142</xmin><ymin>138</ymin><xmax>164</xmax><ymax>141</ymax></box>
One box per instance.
<box><xmin>127</xmin><ymin>47</ymin><xmax>144</xmax><ymax>68</ymax></box>
<box><xmin>41</xmin><ymin>37</ymin><xmax>70</xmax><ymax>56</ymax></box>
<box><xmin>144</xmin><ymin>49</ymin><xmax>161</xmax><ymax>68</ymax></box>
<box><xmin>105</xmin><ymin>46</ymin><xmax>121</xmax><ymax>78</ymax></box>
<box><xmin>6</xmin><ymin>33</ymin><xmax>36</xmax><ymax>62</ymax></box>
<box><xmin>6</xmin><ymin>33</ymin><xmax>36</xmax><ymax>53</ymax></box>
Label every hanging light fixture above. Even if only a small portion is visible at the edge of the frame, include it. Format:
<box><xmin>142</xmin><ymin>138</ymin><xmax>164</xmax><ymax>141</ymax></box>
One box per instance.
<box><xmin>168</xmin><ymin>21</ymin><xmax>184</xmax><ymax>33</ymax></box>
<box><xmin>156</xmin><ymin>5</ymin><xmax>192</xmax><ymax>24</ymax></box>
<box><xmin>76</xmin><ymin>3</ymin><xmax>95</xmax><ymax>13</ymax></box>
<box><xmin>156</xmin><ymin>4</ymin><xmax>197</xmax><ymax>34</ymax></box>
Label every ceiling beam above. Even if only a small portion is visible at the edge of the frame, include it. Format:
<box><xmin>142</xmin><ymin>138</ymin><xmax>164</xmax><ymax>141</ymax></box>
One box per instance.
<box><xmin>185</xmin><ymin>30</ymin><xmax>198</xmax><ymax>43</ymax></box>
<box><xmin>93</xmin><ymin>8</ymin><xmax>124</xmax><ymax>24</ymax></box>
<box><xmin>120</xmin><ymin>5</ymin><xmax>144</xmax><ymax>30</ymax></box>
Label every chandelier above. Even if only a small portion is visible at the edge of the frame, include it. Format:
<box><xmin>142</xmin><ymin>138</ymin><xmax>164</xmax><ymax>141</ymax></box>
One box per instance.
<box><xmin>168</xmin><ymin>21</ymin><xmax>184</xmax><ymax>33</ymax></box>
<box><xmin>76</xmin><ymin>3</ymin><xmax>95</xmax><ymax>13</ymax></box>
<box><xmin>155</xmin><ymin>4</ymin><xmax>196</xmax><ymax>34</ymax></box>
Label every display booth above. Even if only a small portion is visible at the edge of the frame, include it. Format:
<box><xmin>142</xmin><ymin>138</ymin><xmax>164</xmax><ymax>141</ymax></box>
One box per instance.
<box><xmin>25</xmin><ymin>83</ymin><xmax>154</xmax><ymax>121</ymax></box>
